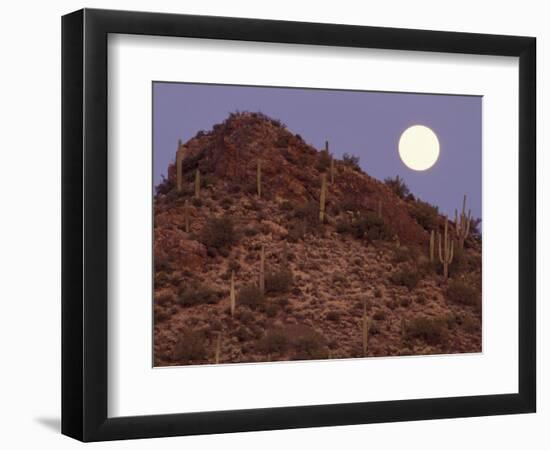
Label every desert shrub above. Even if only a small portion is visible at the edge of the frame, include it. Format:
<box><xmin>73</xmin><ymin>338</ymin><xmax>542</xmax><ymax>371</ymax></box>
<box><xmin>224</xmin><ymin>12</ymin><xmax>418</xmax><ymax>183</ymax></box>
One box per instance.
<box><xmin>362</xmin><ymin>212</ymin><xmax>392</xmax><ymax>241</ymax></box>
<box><xmin>177</xmin><ymin>281</ymin><xmax>218</xmax><ymax>306</ymax></box>
<box><xmin>409</xmin><ymin>200</ymin><xmax>439</xmax><ymax>231</ymax></box>
<box><xmin>390</xmin><ymin>267</ymin><xmax>421</xmax><ymax>291</ymax></box>
<box><xmin>384</xmin><ymin>175</ymin><xmax>410</xmax><ymax>199</ymax></box>
<box><xmin>416</xmin><ymin>294</ymin><xmax>427</xmax><ymax>305</ymax></box>
<box><xmin>316</xmin><ymin>149</ymin><xmax>332</xmax><ymax>172</ymax></box>
<box><xmin>373</xmin><ymin>310</ymin><xmax>387</xmax><ymax>321</ymax></box>
<box><xmin>404</xmin><ymin>317</ymin><xmax>449</xmax><ymax>345</ymax></box>
<box><xmin>260</xmin><ymin>328</ymin><xmax>289</xmax><ymax>354</ymax></box>
<box><xmin>462</xmin><ymin>315</ymin><xmax>479</xmax><ymax>333</ymax></box>
<box><xmin>200</xmin><ymin>216</ymin><xmax>236</xmax><ymax>250</ymax></box>
<box><xmin>374</xmin><ymin>287</ymin><xmax>383</xmax><ymax>298</ymax></box>
<box><xmin>325</xmin><ymin>310</ymin><xmax>341</xmax><ymax>322</ymax></box>
<box><xmin>235</xmin><ymin>326</ymin><xmax>254</xmax><ymax>342</ymax></box>
<box><xmin>342</xmin><ymin>153</ymin><xmax>361</xmax><ymax>171</ymax></box>
<box><xmin>341</xmin><ymin>192</ymin><xmax>363</xmax><ymax>212</ymax></box>
<box><xmin>154</xmin><ymin>304</ymin><xmax>171</xmax><ymax>322</ymax></box>
<box><xmin>392</xmin><ymin>246</ymin><xmax>418</xmax><ymax>264</ymax></box>
<box><xmin>294</xmin><ymin>330</ymin><xmax>328</xmax><ymax>359</ymax></box>
<box><xmin>280</xmin><ymin>200</ymin><xmax>293</xmax><ymax>211</ymax></box>
<box><xmin>237</xmin><ymin>284</ymin><xmax>265</xmax><ymax>309</ymax></box>
<box><xmin>265</xmin><ymin>268</ymin><xmax>293</xmax><ymax>294</ymax></box>
<box><xmin>172</xmin><ymin>330</ymin><xmax>207</xmax><ymax>361</ymax></box>
<box><xmin>219</xmin><ymin>197</ymin><xmax>233</xmax><ymax>210</ymax></box>
<box><xmin>292</xmin><ymin>201</ymin><xmax>318</xmax><ymax>224</ymax></box>
<box><xmin>337</xmin><ymin>212</ymin><xmax>391</xmax><ymax>241</ymax></box>
<box><xmin>236</xmin><ymin>309</ymin><xmax>254</xmax><ymax>325</ymax></box>
<box><xmin>445</xmin><ymin>279</ymin><xmax>480</xmax><ymax>307</ymax></box>
<box><xmin>227</xmin><ymin>259</ymin><xmax>241</xmax><ymax>273</ymax></box>
<box><xmin>336</xmin><ymin>219</ymin><xmax>352</xmax><ymax>234</ymax></box>
<box><xmin>192</xmin><ymin>197</ymin><xmax>203</xmax><ymax>207</ymax></box>
<box><xmin>470</xmin><ymin>217</ymin><xmax>482</xmax><ymax>238</ymax></box>
<box><xmin>400</xmin><ymin>297</ymin><xmax>412</xmax><ymax>307</ymax></box>
<box><xmin>386</xmin><ymin>299</ymin><xmax>398</xmax><ymax>310</ymax></box>
<box><xmin>287</xmin><ymin>220</ymin><xmax>307</xmax><ymax>243</ymax></box>
<box><xmin>244</xmin><ymin>226</ymin><xmax>258</xmax><ymax>237</ymax></box>
<box><xmin>275</xmin><ymin>133</ymin><xmax>290</xmax><ymax>147</ymax></box>
<box><xmin>265</xmin><ymin>303</ymin><xmax>278</xmax><ymax>318</ymax></box>
<box><xmin>155</xmin><ymin>290</ymin><xmax>175</xmax><ymax>306</ymax></box>
<box><xmin>331</xmin><ymin>272</ymin><xmax>347</xmax><ymax>284</ymax></box>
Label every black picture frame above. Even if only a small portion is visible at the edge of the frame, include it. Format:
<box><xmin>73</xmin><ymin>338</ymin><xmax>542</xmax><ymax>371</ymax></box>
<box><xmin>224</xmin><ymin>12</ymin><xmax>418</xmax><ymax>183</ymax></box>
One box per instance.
<box><xmin>62</xmin><ymin>8</ymin><xmax>536</xmax><ymax>442</ymax></box>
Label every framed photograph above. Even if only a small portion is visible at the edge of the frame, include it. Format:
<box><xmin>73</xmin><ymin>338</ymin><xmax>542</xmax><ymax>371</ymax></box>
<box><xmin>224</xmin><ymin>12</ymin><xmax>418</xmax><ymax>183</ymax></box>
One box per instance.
<box><xmin>62</xmin><ymin>8</ymin><xmax>536</xmax><ymax>442</ymax></box>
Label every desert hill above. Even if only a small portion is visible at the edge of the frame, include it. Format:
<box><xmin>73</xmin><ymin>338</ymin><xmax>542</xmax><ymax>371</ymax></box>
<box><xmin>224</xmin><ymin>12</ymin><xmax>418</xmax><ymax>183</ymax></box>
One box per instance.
<box><xmin>153</xmin><ymin>111</ymin><xmax>482</xmax><ymax>366</ymax></box>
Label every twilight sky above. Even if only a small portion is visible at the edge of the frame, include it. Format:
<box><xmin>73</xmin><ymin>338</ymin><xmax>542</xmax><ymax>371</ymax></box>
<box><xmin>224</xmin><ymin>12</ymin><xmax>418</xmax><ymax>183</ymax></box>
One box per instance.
<box><xmin>153</xmin><ymin>82</ymin><xmax>482</xmax><ymax>220</ymax></box>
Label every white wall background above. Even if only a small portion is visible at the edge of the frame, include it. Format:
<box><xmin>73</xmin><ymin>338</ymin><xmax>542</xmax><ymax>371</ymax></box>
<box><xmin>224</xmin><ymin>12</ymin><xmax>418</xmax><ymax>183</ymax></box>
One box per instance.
<box><xmin>0</xmin><ymin>0</ymin><xmax>545</xmax><ymax>448</ymax></box>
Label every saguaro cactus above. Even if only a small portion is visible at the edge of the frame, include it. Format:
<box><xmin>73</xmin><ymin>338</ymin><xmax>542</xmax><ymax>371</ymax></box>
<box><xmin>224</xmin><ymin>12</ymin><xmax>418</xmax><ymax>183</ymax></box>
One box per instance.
<box><xmin>455</xmin><ymin>194</ymin><xmax>471</xmax><ymax>249</ymax></box>
<box><xmin>438</xmin><ymin>217</ymin><xmax>454</xmax><ymax>279</ymax></box>
<box><xmin>259</xmin><ymin>245</ymin><xmax>265</xmax><ymax>294</ymax></box>
<box><xmin>176</xmin><ymin>139</ymin><xmax>184</xmax><ymax>192</ymax></box>
<box><xmin>319</xmin><ymin>173</ymin><xmax>327</xmax><ymax>223</ymax></box>
<box><xmin>214</xmin><ymin>332</ymin><xmax>222</xmax><ymax>364</ymax></box>
<box><xmin>230</xmin><ymin>270</ymin><xmax>236</xmax><ymax>316</ymax></box>
<box><xmin>362</xmin><ymin>298</ymin><xmax>369</xmax><ymax>357</ymax></box>
<box><xmin>257</xmin><ymin>160</ymin><xmax>262</xmax><ymax>198</ymax></box>
<box><xmin>194</xmin><ymin>169</ymin><xmax>201</xmax><ymax>198</ymax></box>
<box><xmin>429</xmin><ymin>230</ymin><xmax>435</xmax><ymax>262</ymax></box>
<box><xmin>377</xmin><ymin>200</ymin><xmax>382</xmax><ymax>219</ymax></box>
<box><xmin>330</xmin><ymin>157</ymin><xmax>335</xmax><ymax>184</ymax></box>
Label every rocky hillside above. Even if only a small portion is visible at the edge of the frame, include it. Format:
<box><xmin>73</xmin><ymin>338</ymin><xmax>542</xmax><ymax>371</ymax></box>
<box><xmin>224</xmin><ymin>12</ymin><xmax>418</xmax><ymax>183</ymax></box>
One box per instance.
<box><xmin>153</xmin><ymin>111</ymin><xmax>482</xmax><ymax>366</ymax></box>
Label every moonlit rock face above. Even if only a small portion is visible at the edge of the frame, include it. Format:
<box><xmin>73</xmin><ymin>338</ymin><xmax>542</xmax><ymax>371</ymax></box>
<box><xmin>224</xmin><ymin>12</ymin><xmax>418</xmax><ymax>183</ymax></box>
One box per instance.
<box><xmin>398</xmin><ymin>125</ymin><xmax>440</xmax><ymax>171</ymax></box>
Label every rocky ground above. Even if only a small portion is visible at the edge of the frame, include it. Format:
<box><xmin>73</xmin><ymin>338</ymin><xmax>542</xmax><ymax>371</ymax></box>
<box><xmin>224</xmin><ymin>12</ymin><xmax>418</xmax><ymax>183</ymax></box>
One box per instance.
<box><xmin>153</xmin><ymin>112</ymin><xmax>482</xmax><ymax>367</ymax></box>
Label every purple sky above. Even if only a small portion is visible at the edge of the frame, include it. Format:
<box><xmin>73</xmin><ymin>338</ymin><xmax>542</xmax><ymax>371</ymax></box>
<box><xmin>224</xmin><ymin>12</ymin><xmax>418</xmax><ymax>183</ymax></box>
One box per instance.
<box><xmin>153</xmin><ymin>82</ymin><xmax>482</xmax><ymax>220</ymax></box>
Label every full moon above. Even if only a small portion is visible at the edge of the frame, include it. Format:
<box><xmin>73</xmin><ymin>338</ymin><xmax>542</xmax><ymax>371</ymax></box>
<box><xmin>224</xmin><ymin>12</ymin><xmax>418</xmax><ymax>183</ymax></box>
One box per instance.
<box><xmin>398</xmin><ymin>125</ymin><xmax>440</xmax><ymax>171</ymax></box>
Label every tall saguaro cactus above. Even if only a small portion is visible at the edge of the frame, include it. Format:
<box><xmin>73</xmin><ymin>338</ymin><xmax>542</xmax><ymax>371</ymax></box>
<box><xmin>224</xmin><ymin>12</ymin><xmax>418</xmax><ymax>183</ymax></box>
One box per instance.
<box><xmin>194</xmin><ymin>169</ymin><xmax>201</xmax><ymax>198</ymax></box>
<box><xmin>455</xmin><ymin>194</ymin><xmax>471</xmax><ymax>249</ymax></box>
<box><xmin>330</xmin><ymin>157</ymin><xmax>335</xmax><ymax>184</ymax></box>
<box><xmin>429</xmin><ymin>229</ymin><xmax>436</xmax><ymax>262</ymax></box>
<box><xmin>257</xmin><ymin>160</ymin><xmax>262</xmax><ymax>198</ymax></box>
<box><xmin>319</xmin><ymin>174</ymin><xmax>327</xmax><ymax>223</ymax></box>
<box><xmin>230</xmin><ymin>270</ymin><xmax>236</xmax><ymax>316</ymax></box>
<box><xmin>362</xmin><ymin>298</ymin><xmax>369</xmax><ymax>357</ymax></box>
<box><xmin>259</xmin><ymin>245</ymin><xmax>265</xmax><ymax>294</ymax></box>
<box><xmin>438</xmin><ymin>217</ymin><xmax>454</xmax><ymax>279</ymax></box>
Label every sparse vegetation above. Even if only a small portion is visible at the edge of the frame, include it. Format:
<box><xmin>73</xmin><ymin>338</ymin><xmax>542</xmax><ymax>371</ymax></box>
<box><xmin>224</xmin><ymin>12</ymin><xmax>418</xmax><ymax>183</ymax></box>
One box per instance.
<box><xmin>403</xmin><ymin>317</ymin><xmax>448</xmax><ymax>345</ymax></box>
<box><xmin>384</xmin><ymin>175</ymin><xmax>410</xmax><ymax>199</ymax></box>
<box><xmin>200</xmin><ymin>216</ymin><xmax>236</xmax><ymax>250</ymax></box>
<box><xmin>260</xmin><ymin>328</ymin><xmax>289</xmax><ymax>354</ymax></box>
<box><xmin>173</xmin><ymin>330</ymin><xmax>207</xmax><ymax>361</ymax></box>
<box><xmin>265</xmin><ymin>268</ymin><xmax>293</xmax><ymax>294</ymax></box>
<box><xmin>342</xmin><ymin>153</ymin><xmax>361</xmax><ymax>171</ymax></box>
<box><xmin>153</xmin><ymin>111</ymin><xmax>481</xmax><ymax>367</ymax></box>
<box><xmin>177</xmin><ymin>281</ymin><xmax>218</xmax><ymax>306</ymax></box>
<box><xmin>237</xmin><ymin>284</ymin><xmax>265</xmax><ymax>308</ymax></box>
<box><xmin>445</xmin><ymin>279</ymin><xmax>480</xmax><ymax>307</ymax></box>
<box><xmin>410</xmin><ymin>200</ymin><xmax>439</xmax><ymax>231</ymax></box>
<box><xmin>390</xmin><ymin>267</ymin><xmax>421</xmax><ymax>291</ymax></box>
